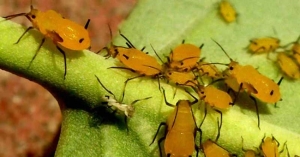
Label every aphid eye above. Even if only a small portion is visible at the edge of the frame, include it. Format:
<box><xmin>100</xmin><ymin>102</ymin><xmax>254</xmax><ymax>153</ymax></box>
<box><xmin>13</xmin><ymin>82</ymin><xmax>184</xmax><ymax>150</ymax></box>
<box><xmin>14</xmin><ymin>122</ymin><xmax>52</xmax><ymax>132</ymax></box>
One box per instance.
<box><xmin>31</xmin><ymin>15</ymin><xmax>36</xmax><ymax>19</ymax></box>
<box><xmin>201</xmin><ymin>91</ymin><xmax>204</xmax><ymax>94</ymax></box>
<box><xmin>79</xmin><ymin>38</ymin><xmax>84</xmax><ymax>43</ymax></box>
<box><xmin>270</xmin><ymin>90</ymin><xmax>274</xmax><ymax>96</ymax></box>
<box><xmin>229</xmin><ymin>66</ymin><xmax>234</xmax><ymax>70</ymax></box>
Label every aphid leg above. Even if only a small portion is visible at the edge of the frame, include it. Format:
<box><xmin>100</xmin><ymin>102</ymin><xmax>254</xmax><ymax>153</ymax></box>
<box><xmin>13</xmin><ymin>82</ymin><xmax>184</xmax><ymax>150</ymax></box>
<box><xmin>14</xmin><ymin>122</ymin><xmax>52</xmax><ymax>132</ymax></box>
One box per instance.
<box><xmin>172</xmin><ymin>86</ymin><xmax>178</xmax><ymax>99</ymax></box>
<box><xmin>95</xmin><ymin>75</ymin><xmax>116</xmax><ymax>98</ymax></box>
<box><xmin>199</xmin><ymin>104</ymin><xmax>207</xmax><ymax>128</ymax></box>
<box><xmin>232</xmin><ymin>83</ymin><xmax>243</xmax><ymax>106</ymax></box>
<box><xmin>121</xmin><ymin>75</ymin><xmax>145</xmax><ymax>102</ymax></box>
<box><xmin>28</xmin><ymin>37</ymin><xmax>45</xmax><ymax>68</ymax></box>
<box><xmin>271</xmin><ymin>135</ymin><xmax>280</xmax><ymax>147</ymax></box>
<box><xmin>157</xmin><ymin>76</ymin><xmax>161</xmax><ymax>92</ymax></box>
<box><xmin>56</xmin><ymin>46</ymin><xmax>67</xmax><ymax>80</ymax></box>
<box><xmin>149</xmin><ymin>122</ymin><xmax>167</xmax><ymax>157</ymax></box>
<box><xmin>195</xmin><ymin>127</ymin><xmax>202</xmax><ymax>157</ymax></box>
<box><xmin>161</xmin><ymin>88</ymin><xmax>175</xmax><ymax>107</ymax></box>
<box><xmin>184</xmin><ymin>89</ymin><xmax>198</xmax><ymax>105</ymax></box>
<box><xmin>15</xmin><ymin>26</ymin><xmax>34</xmax><ymax>44</ymax></box>
<box><xmin>250</xmin><ymin>96</ymin><xmax>260</xmax><ymax>129</ymax></box>
<box><xmin>131</xmin><ymin>97</ymin><xmax>152</xmax><ymax>105</ymax></box>
<box><xmin>96</xmin><ymin>46</ymin><xmax>110</xmax><ymax>57</ymax></box>
<box><xmin>214</xmin><ymin>109</ymin><xmax>223</xmax><ymax>141</ymax></box>
<box><xmin>280</xmin><ymin>141</ymin><xmax>290</xmax><ymax>157</ymax></box>
<box><xmin>198</xmin><ymin>72</ymin><xmax>205</xmax><ymax>85</ymax></box>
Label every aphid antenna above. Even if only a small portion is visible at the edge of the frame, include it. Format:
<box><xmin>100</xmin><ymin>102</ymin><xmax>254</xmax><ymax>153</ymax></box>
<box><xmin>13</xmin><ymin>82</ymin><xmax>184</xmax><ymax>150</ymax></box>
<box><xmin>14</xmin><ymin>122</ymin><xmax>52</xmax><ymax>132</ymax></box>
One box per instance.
<box><xmin>214</xmin><ymin>110</ymin><xmax>222</xmax><ymax>142</ymax></box>
<box><xmin>118</xmin><ymin>31</ymin><xmax>136</xmax><ymax>48</ymax></box>
<box><xmin>142</xmin><ymin>65</ymin><xmax>162</xmax><ymax>74</ymax></box>
<box><xmin>200</xmin><ymin>62</ymin><xmax>228</xmax><ymax>67</ymax></box>
<box><xmin>95</xmin><ymin>75</ymin><xmax>116</xmax><ymax>99</ymax></box>
<box><xmin>3</xmin><ymin>13</ymin><xmax>27</xmax><ymax>20</ymax></box>
<box><xmin>211</xmin><ymin>38</ymin><xmax>234</xmax><ymax>62</ymax></box>
<box><xmin>150</xmin><ymin>44</ymin><xmax>164</xmax><ymax>64</ymax></box>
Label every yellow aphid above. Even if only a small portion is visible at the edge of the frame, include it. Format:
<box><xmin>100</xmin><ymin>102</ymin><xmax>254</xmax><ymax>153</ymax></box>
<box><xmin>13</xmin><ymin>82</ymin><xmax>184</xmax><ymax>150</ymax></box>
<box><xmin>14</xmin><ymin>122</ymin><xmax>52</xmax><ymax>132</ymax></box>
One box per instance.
<box><xmin>219</xmin><ymin>0</ymin><xmax>237</xmax><ymax>23</ymax></box>
<box><xmin>248</xmin><ymin>37</ymin><xmax>280</xmax><ymax>53</ymax></box>
<box><xmin>277</xmin><ymin>52</ymin><xmax>300</xmax><ymax>79</ymax></box>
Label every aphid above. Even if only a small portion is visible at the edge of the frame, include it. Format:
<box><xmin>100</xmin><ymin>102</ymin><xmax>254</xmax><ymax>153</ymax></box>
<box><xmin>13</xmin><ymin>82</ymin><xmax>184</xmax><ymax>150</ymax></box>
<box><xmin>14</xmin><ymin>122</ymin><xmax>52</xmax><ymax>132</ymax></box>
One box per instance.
<box><xmin>197</xmin><ymin>60</ymin><xmax>222</xmax><ymax>79</ymax></box>
<box><xmin>285</xmin><ymin>35</ymin><xmax>300</xmax><ymax>65</ymax></box>
<box><xmin>150</xmin><ymin>88</ymin><xmax>202</xmax><ymax>157</ymax></box>
<box><xmin>202</xmin><ymin>139</ymin><xmax>234</xmax><ymax>157</ymax></box>
<box><xmin>95</xmin><ymin>75</ymin><xmax>151</xmax><ymax>125</ymax></box>
<box><xmin>248</xmin><ymin>37</ymin><xmax>280</xmax><ymax>54</ymax></box>
<box><xmin>163</xmin><ymin>70</ymin><xmax>198</xmax><ymax>88</ymax></box>
<box><xmin>167</xmin><ymin>41</ymin><xmax>204</xmax><ymax>72</ymax></box>
<box><xmin>219</xmin><ymin>0</ymin><xmax>237</xmax><ymax>23</ymax></box>
<box><xmin>3</xmin><ymin>4</ymin><xmax>91</xmax><ymax>79</ymax></box>
<box><xmin>110</xmin><ymin>41</ymin><xmax>163</xmax><ymax>100</ymax></box>
<box><xmin>213</xmin><ymin>39</ymin><xmax>283</xmax><ymax>128</ymax></box>
<box><xmin>195</xmin><ymin>84</ymin><xmax>232</xmax><ymax>140</ymax></box>
<box><xmin>260</xmin><ymin>136</ymin><xmax>290</xmax><ymax>157</ymax></box>
<box><xmin>277</xmin><ymin>52</ymin><xmax>300</xmax><ymax>79</ymax></box>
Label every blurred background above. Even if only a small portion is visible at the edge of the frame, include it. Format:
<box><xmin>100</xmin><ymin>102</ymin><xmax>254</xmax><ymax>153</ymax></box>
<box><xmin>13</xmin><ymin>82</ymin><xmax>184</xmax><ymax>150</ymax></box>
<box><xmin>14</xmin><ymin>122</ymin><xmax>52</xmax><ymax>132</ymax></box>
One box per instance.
<box><xmin>0</xmin><ymin>0</ymin><xmax>137</xmax><ymax>156</ymax></box>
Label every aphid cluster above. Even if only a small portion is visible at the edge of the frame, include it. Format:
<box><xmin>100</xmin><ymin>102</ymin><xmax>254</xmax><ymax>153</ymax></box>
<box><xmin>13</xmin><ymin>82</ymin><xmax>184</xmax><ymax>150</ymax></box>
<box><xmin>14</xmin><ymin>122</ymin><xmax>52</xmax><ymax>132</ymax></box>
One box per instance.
<box><xmin>246</xmin><ymin>35</ymin><xmax>300</xmax><ymax>80</ymax></box>
<box><xmin>275</xmin><ymin>36</ymin><xmax>300</xmax><ymax>79</ymax></box>
<box><xmin>2</xmin><ymin>1</ymin><xmax>297</xmax><ymax>156</ymax></box>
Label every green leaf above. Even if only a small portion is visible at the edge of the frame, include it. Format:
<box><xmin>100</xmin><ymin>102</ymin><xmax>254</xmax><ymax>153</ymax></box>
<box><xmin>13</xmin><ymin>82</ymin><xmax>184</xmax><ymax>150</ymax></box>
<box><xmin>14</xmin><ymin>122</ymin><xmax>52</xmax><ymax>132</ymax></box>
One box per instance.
<box><xmin>0</xmin><ymin>0</ymin><xmax>300</xmax><ymax>156</ymax></box>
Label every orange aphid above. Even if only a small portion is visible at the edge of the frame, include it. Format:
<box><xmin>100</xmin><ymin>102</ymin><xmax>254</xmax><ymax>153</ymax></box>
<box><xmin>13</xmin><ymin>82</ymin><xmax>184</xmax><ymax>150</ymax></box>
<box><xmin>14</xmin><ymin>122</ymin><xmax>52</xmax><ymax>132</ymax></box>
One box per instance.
<box><xmin>259</xmin><ymin>135</ymin><xmax>290</xmax><ymax>157</ymax></box>
<box><xmin>213</xmin><ymin>39</ymin><xmax>282</xmax><ymax>128</ymax></box>
<box><xmin>202</xmin><ymin>139</ymin><xmax>232</xmax><ymax>157</ymax></box>
<box><xmin>277</xmin><ymin>52</ymin><xmax>300</xmax><ymax>79</ymax></box>
<box><xmin>195</xmin><ymin>84</ymin><xmax>232</xmax><ymax>140</ymax></box>
<box><xmin>3</xmin><ymin>5</ymin><xmax>91</xmax><ymax>79</ymax></box>
<box><xmin>197</xmin><ymin>61</ymin><xmax>223</xmax><ymax>79</ymax></box>
<box><xmin>163</xmin><ymin>70</ymin><xmax>198</xmax><ymax>87</ymax></box>
<box><xmin>150</xmin><ymin>88</ymin><xmax>201</xmax><ymax>157</ymax></box>
<box><xmin>168</xmin><ymin>41</ymin><xmax>204</xmax><ymax>71</ymax></box>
